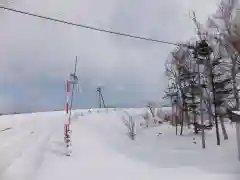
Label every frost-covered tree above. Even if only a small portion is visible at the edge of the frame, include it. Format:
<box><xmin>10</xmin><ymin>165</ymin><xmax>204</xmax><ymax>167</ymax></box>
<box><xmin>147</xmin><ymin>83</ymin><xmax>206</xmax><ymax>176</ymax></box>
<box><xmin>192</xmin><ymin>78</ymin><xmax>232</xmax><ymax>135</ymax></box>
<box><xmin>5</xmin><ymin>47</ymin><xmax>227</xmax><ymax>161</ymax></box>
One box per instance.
<box><xmin>164</xmin><ymin>0</ymin><xmax>240</xmax><ymax>146</ymax></box>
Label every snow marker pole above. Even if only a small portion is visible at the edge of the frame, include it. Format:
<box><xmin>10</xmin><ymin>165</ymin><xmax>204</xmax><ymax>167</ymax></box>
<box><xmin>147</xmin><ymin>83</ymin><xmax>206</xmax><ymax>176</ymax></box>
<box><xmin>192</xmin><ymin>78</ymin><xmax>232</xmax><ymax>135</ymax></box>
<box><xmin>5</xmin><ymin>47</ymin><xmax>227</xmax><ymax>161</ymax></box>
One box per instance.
<box><xmin>66</xmin><ymin>80</ymin><xmax>70</xmax><ymax>115</ymax></box>
<box><xmin>64</xmin><ymin>79</ymin><xmax>70</xmax><ymax>140</ymax></box>
<box><xmin>64</xmin><ymin>57</ymin><xmax>78</xmax><ymax>155</ymax></box>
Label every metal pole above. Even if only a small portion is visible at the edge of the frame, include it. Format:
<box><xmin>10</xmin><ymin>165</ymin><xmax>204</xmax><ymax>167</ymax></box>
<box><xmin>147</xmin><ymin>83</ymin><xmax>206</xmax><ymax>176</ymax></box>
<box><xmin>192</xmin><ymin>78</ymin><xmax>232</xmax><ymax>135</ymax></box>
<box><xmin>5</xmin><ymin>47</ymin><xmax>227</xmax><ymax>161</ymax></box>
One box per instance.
<box><xmin>100</xmin><ymin>91</ymin><xmax>106</xmax><ymax>108</ymax></box>
<box><xmin>99</xmin><ymin>90</ymin><xmax>102</xmax><ymax>108</ymax></box>
<box><xmin>198</xmin><ymin>60</ymin><xmax>206</xmax><ymax>148</ymax></box>
<box><xmin>68</xmin><ymin>56</ymin><xmax>78</xmax><ymax>127</ymax></box>
<box><xmin>97</xmin><ymin>87</ymin><xmax>102</xmax><ymax>108</ymax></box>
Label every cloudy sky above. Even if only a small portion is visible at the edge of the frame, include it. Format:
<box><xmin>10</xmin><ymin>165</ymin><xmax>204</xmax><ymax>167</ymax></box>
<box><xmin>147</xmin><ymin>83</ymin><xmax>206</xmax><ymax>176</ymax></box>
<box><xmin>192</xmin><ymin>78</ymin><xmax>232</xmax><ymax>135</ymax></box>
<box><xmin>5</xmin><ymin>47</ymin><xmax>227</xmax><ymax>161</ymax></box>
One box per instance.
<box><xmin>0</xmin><ymin>0</ymin><xmax>221</xmax><ymax>113</ymax></box>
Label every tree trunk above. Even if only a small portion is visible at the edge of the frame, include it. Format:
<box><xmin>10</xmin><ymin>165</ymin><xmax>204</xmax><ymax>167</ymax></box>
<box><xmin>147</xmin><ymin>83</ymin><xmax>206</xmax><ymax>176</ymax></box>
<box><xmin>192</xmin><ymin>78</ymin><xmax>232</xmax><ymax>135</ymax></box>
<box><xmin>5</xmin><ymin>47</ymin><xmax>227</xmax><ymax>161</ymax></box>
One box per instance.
<box><xmin>186</xmin><ymin>111</ymin><xmax>191</xmax><ymax>129</ymax></box>
<box><xmin>219</xmin><ymin>117</ymin><xmax>228</xmax><ymax>140</ymax></box>
<box><xmin>191</xmin><ymin>83</ymin><xmax>197</xmax><ymax>133</ymax></box>
<box><xmin>232</xmin><ymin>58</ymin><xmax>239</xmax><ymax>110</ymax></box>
<box><xmin>180</xmin><ymin>107</ymin><xmax>184</xmax><ymax>135</ymax></box>
<box><xmin>223</xmin><ymin>40</ymin><xmax>239</xmax><ymax>111</ymax></box>
<box><xmin>208</xmin><ymin>105</ymin><xmax>213</xmax><ymax>125</ymax></box>
<box><xmin>208</xmin><ymin>59</ymin><xmax>220</xmax><ymax>145</ymax></box>
<box><xmin>171</xmin><ymin>96</ymin><xmax>174</xmax><ymax>124</ymax></box>
<box><xmin>207</xmin><ymin>96</ymin><xmax>214</xmax><ymax>125</ymax></box>
<box><xmin>176</xmin><ymin>102</ymin><xmax>178</xmax><ymax>135</ymax></box>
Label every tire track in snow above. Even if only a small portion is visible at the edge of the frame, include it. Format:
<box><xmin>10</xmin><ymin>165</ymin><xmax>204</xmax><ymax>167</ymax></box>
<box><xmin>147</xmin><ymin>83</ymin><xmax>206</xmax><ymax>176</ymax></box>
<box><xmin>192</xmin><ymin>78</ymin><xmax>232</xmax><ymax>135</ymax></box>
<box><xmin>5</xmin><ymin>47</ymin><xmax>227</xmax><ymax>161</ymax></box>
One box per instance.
<box><xmin>0</xmin><ymin>116</ymin><xmax>38</xmax><ymax>147</ymax></box>
<box><xmin>0</xmin><ymin>130</ymin><xmax>52</xmax><ymax>180</ymax></box>
<box><xmin>0</xmin><ymin>113</ymin><xmax>66</xmax><ymax>180</ymax></box>
<box><xmin>0</xmin><ymin>116</ymin><xmax>62</xmax><ymax>180</ymax></box>
<box><xmin>0</xmin><ymin>131</ymin><xmax>37</xmax><ymax>176</ymax></box>
<box><xmin>26</xmin><ymin>117</ymin><xmax>63</xmax><ymax>180</ymax></box>
<box><xmin>26</xmin><ymin>130</ymin><xmax>53</xmax><ymax>180</ymax></box>
<box><xmin>0</xmin><ymin>115</ymin><xmax>47</xmax><ymax>178</ymax></box>
<box><xmin>0</xmin><ymin>128</ymin><xmax>12</xmax><ymax>132</ymax></box>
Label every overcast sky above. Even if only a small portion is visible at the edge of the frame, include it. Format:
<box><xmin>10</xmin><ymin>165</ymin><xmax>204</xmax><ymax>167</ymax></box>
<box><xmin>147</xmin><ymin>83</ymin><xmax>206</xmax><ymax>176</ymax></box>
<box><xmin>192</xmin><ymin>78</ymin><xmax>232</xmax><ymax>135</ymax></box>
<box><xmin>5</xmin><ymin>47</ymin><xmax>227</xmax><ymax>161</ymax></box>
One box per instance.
<box><xmin>0</xmin><ymin>0</ymin><xmax>221</xmax><ymax>113</ymax></box>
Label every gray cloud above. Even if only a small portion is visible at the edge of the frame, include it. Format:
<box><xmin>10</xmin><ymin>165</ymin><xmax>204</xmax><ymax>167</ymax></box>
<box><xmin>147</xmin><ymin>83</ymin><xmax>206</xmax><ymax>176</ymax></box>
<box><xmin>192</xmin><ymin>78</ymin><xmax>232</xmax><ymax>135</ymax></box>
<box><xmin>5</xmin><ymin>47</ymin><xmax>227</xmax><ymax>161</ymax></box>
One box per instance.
<box><xmin>0</xmin><ymin>0</ymin><xmax>221</xmax><ymax>112</ymax></box>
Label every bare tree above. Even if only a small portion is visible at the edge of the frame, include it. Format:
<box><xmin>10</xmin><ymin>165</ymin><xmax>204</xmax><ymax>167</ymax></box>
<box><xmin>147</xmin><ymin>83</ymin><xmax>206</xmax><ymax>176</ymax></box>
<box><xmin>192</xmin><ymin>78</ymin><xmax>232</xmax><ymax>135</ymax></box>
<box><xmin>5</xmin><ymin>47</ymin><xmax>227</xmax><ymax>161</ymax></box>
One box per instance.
<box><xmin>122</xmin><ymin>112</ymin><xmax>136</xmax><ymax>140</ymax></box>
<box><xmin>165</xmin><ymin>46</ymin><xmax>198</xmax><ymax>135</ymax></box>
<box><xmin>220</xmin><ymin>116</ymin><xmax>229</xmax><ymax>140</ymax></box>
<box><xmin>209</xmin><ymin>0</ymin><xmax>240</xmax><ymax>111</ymax></box>
<box><xmin>147</xmin><ymin>103</ymin><xmax>156</xmax><ymax>123</ymax></box>
<box><xmin>206</xmin><ymin>1</ymin><xmax>240</xmax><ymax>141</ymax></box>
<box><xmin>163</xmin><ymin>0</ymin><xmax>240</xmax><ymax>148</ymax></box>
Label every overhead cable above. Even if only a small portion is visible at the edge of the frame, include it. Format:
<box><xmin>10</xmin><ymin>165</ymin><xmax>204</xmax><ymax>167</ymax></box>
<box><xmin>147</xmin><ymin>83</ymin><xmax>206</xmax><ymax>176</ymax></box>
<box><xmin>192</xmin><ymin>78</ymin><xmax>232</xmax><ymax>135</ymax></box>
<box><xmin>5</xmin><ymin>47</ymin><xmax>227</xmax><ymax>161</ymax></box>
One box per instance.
<box><xmin>0</xmin><ymin>6</ymin><xmax>180</xmax><ymax>46</ymax></box>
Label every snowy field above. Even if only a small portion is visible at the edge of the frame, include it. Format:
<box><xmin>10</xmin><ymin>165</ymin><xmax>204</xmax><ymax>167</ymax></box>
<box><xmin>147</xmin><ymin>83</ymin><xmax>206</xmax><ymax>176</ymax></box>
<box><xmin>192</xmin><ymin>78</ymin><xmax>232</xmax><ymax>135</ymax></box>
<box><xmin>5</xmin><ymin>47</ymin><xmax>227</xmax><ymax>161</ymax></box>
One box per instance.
<box><xmin>0</xmin><ymin>109</ymin><xmax>240</xmax><ymax>180</ymax></box>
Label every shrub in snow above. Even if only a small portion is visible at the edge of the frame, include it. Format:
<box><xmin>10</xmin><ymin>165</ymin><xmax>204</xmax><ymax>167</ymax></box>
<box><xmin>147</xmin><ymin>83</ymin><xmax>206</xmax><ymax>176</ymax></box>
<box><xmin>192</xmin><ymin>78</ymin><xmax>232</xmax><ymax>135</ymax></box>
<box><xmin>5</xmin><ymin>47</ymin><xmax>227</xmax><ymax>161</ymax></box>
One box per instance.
<box><xmin>122</xmin><ymin>115</ymin><xmax>136</xmax><ymax>140</ymax></box>
<box><xmin>88</xmin><ymin>109</ymin><xmax>92</xmax><ymax>114</ymax></box>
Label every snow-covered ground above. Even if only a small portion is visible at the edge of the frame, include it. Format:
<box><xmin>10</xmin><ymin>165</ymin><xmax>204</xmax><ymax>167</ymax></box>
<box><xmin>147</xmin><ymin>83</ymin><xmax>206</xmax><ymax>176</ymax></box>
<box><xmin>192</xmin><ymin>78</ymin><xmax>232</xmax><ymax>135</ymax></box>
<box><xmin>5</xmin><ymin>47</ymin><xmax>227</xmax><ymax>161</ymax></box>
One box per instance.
<box><xmin>0</xmin><ymin>109</ymin><xmax>240</xmax><ymax>180</ymax></box>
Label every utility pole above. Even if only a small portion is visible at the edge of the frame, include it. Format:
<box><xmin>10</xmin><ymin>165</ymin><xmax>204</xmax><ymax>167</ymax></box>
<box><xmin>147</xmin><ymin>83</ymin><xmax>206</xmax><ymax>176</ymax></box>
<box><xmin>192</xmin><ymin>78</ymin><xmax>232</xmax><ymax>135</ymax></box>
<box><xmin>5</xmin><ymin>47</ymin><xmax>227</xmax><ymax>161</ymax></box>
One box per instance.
<box><xmin>191</xmin><ymin>12</ymin><xmax>220</xmax><ymax>146</ymax></box>
<box><xmin>97</xmin><ymin>87</ymin><xmax>106</xmax><ymax>108</ymax></box>
<box><xmin>97</xmin><ymin>87</ymin><xmax>102</xmax><ymax>108</ymax></box>
<box><xmin>68</xmin><ymin>57</ymin><xmax>78</xmax><ymax>126</ymax></box>
<box><xmin>64</xmin><ymin>56</ymin><xmax>79</xmax><ymax>156</ymax></box>
<box><xmin>197</xmin><ymin>58</ymin><xmax>206</xmax><ymax>148</ymax></box>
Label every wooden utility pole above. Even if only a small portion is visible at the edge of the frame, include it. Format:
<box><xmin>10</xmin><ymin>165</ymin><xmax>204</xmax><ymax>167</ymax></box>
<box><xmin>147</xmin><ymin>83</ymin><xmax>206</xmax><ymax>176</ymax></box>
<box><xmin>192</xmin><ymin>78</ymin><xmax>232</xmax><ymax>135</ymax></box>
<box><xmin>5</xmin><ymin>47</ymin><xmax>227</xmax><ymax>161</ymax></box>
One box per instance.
<box><xmin>197</xmin><ymin>58</ymin><xmax>206</xmax><ymax>148</ymax></box>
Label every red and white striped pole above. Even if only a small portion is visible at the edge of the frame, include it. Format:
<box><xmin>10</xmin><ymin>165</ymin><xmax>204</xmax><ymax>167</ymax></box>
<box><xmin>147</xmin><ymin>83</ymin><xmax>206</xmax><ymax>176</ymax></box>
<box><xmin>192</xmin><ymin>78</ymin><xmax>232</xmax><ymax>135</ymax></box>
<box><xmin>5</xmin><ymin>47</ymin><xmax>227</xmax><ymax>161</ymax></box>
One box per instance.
<box><xmin>64</xmin><ymin>58</ymin><xmax>78</xmax><ymax>156</ymax></box>
<box><xmin>66</xmin><ymin>80</ymin><xmax>70</xmax><ymax>114</ymax></box>
<box><xmin>65</xmin><ymin>80</ymin><xmax>70</xmax><ymax>134</ymax></box>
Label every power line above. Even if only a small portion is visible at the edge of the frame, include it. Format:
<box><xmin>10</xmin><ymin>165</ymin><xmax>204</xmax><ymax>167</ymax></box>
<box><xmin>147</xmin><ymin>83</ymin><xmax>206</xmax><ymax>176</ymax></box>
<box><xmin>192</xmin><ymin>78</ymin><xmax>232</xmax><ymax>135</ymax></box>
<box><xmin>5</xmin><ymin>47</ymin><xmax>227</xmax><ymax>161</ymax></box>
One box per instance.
<box><xmin>0</xmin><ymin>6</ymin><xmax>180</xmax><ymax>46</ymax></box>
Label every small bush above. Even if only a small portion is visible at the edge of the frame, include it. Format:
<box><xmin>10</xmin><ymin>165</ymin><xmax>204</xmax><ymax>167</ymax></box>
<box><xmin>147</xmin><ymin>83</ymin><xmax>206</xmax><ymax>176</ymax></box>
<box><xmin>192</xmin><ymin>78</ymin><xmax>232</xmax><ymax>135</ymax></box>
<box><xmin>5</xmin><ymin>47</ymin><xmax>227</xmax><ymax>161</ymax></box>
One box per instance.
<box><xmin>122</xmin><ymin>115</ymin><xmax>136</xmax><ymax>140</ymax></box>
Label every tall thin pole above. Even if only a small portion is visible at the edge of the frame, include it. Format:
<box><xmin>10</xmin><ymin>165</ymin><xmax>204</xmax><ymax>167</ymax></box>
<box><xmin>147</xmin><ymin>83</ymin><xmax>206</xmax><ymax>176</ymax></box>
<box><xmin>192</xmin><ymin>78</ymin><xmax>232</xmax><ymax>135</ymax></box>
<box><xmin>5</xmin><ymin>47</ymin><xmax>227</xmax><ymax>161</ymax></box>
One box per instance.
<box><xmin>68</xmin><ymin>57</ymin><xmax>78</xmax><ymax>127</ymax></box>
<box><xmin>97</xmin><ymin>87</ymin><xmax>102</xmax><ymax>108</ymax></box>
<box><xmin>97</xmin><ymin>87</ymin><xmax>106</xmax><ymax>108</ymax></box>
<box><xmin>66</xmin><ymin>80</ymin><xmax>70</xmax><ymax>115</ymax></box>
<box><xmin>99</xmin><ymin>90</ymin><xmax>102</xmax><ymax>108</ymax></box>
<box><xmin>198</xmin><ymin>60</ymin><xmax>206</xmax><ymax>148</ymax></box>
<box><xmin>100</xmin><ymin>91</ymin><xmax>106</xmax><ymax>108</ymax></box>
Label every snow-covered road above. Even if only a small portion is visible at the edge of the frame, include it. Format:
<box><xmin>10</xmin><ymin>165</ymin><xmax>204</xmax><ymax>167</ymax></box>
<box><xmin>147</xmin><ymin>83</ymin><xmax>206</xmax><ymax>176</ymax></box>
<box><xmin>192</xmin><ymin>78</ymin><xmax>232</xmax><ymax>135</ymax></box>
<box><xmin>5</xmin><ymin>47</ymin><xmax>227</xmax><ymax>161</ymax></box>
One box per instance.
<box><xmin>0</xmin><ymin>112</ymin><xmax>64</xmax><ymax>180</ymax></box>
<box><xmin>0</xmin><ymin>110</ymin><xmax>240</xmax><ymax>180</ymax></box>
